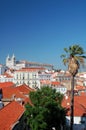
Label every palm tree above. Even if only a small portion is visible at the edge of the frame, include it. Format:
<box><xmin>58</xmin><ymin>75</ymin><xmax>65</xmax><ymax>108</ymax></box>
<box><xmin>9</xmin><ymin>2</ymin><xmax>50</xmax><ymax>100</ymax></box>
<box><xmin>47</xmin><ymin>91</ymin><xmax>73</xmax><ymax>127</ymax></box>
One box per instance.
<box><xmin>61</xmin><ymin>44</ymin><xmax>86</xmax><ymax>130</ymax></box>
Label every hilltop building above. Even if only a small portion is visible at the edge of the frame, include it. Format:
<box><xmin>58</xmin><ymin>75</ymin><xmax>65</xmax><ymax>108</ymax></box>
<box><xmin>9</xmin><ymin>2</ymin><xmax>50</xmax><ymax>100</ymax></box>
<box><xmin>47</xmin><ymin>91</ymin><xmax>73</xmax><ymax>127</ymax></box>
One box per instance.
<box><xmin>6</xmin><ymin>54</ymin><xmax>53</xmax><ymax>70</ymax></box>
<box><xmin>6</xmin><ymin>54</ymin><xmax>16</xmax><ymax>69</ymax></box>
<box><xmin>0</xmin><ymin>64</ymin><xmax>6</xmax><ymax>75</ymax></box>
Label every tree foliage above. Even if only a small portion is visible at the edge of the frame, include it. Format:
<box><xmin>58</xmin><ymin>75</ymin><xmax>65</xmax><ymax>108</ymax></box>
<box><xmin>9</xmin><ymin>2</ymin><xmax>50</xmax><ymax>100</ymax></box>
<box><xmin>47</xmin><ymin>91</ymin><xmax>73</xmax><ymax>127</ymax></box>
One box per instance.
<box><xmin>24</xmin><ymin>86</ymin><xmax>66</xmax><ymax>130</ymax></box>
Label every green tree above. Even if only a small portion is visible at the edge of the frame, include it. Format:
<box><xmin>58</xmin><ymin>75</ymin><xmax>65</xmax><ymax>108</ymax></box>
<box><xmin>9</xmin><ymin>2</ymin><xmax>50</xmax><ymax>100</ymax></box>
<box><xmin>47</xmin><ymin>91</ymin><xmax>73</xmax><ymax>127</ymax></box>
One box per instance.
<box><xmin>61</xmin><ymin>44</ymin><xmax>86</xmax><ymax>130</ymax></box>
<box><xmin>24</xmin><ymin>86</ymin><xmax>66</xmax><ymax>130</ymax></box>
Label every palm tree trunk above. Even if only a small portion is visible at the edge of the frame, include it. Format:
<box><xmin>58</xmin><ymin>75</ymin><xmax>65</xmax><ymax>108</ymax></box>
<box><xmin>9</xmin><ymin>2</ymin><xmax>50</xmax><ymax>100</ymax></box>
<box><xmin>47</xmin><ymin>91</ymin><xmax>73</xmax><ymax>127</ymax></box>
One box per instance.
<box><xmin>70</xmin><ymin>75</ymin><xmax>75</xmax><ymax>130</ymax></box>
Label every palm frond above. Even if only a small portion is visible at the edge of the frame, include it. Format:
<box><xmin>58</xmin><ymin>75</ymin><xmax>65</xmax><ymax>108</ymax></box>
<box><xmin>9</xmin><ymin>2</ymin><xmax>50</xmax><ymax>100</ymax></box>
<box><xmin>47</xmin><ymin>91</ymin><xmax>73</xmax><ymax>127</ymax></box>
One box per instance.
<box><xmin>62</xmin><ymin>58</ymin><xmax>69</xmax><ymax>65</ymax></box>
<box><xmin>74</xmin><ymin>56</ymin><xmax>85</xmax><ymax>64</ymax></box>
<box><xmin>60</xmin><ymin>54</ymin><xmax>66</xmax><ymax>58</ymax></box>
<box><xmin>64</xmin><ymin>48</ymin><xmax>69</xmax><ymax>53</ymax></box>
<box><xmin>61</xmin><ymin>44</ymin><xmax>86</xmax><ymax>74</ymax></box>
<box><xmin>81</xmin><ymin>55</ymin><xmax>86</xmax><ymax>58</ymax></box>
<box><xmin>71</xmin><ymin>44</ymin><xmax>85</xmax><ymax>55</ymax></box>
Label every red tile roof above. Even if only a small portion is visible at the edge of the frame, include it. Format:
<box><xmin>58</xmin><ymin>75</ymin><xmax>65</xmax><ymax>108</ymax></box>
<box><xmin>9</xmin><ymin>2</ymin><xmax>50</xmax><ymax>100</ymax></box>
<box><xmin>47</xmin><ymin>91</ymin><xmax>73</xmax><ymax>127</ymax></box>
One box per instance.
<box><xmin>16</xmin><ymin>84</ymin><xmax>35</xmax><ymax>94</ymax></box>
<box><xmin>80</xmin><ymin>92</ymin><xmax>86</xmax><ymax>96</ymax></box>
<box><xmin>2</xmin><ymin>87</ymin><xmax>25</xmax><ymax>99</ymax></box>
<box><xmin>76</xmin><ymin>85</ymin><xmax>85</xmax><ymax>90</ymax></box>
<box><xmin>62</xmin><ymin>95</ymin><xmax>86</xmax><ymax>117</ymax></box>
<box><xmin>0</xmin><ymin>101</ymin><xmax>24</xmax><ymax>130</ymax></box>
<box><xmin>74</xmin><ymin>95</ymin><xmax>86</xmax><ymax>108</ymax></box>
<box><xmin>2</xmin><ymin>86</ymin><xmax>32</xmax><ymax>105</ymax></box>
<box><xmin>16</xmin><ymin>67</ymin><xmax>45</xmax><ymax>72</ymax></box>
<box><xmin>51</xmin><ymin>81</ymin><xmax>61</xmax><ymax>85</ymax></box>
<box><xmin>0</xmin><ymin>82</ymin><xmax>15</xmax><ymax>89</ymax></box>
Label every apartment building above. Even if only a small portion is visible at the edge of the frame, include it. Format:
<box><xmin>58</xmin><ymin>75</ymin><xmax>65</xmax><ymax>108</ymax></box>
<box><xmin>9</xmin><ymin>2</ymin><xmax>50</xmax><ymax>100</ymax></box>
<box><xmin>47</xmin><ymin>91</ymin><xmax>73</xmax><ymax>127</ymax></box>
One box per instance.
<box><xmin>14</xmin><ymin>68</ymin><xmax>45</xmax><ymax>89</ymax></box>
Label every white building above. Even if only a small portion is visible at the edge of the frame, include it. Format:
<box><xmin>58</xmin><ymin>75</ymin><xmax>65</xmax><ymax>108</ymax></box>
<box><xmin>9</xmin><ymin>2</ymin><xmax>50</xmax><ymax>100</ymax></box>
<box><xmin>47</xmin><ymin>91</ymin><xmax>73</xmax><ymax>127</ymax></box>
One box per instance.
<box><xmin>0</xmin><ymin>64</ymin><xmax>6</xmax><ymax>75</ymax></box>
<box><xmin>6</xmin><ymin>54</ymin><xmax>53</xmax><ymax>70</ymax></box>
<box><xmin>0</xmin><ymin>74</ymin><xmax>14</xmax><ymax>83</ymax></box>
<box><xmin>38</xmin><ymin>72</ymin><xmax>52</xmax><ymax>81</ymax></box>
<box><xmin>52</xmin><ymin>85</ymin><xmax>67</xmax><ymax>94</ymax></box>
<box><xmin>6</xmin><ymin>54</ymin><xmax>16</xmax><ymax>68</ymax></box>
<box><xmin>14</xmin><ymin>68</ymin><xmax>43</xmax><ymax>89</ymax></box>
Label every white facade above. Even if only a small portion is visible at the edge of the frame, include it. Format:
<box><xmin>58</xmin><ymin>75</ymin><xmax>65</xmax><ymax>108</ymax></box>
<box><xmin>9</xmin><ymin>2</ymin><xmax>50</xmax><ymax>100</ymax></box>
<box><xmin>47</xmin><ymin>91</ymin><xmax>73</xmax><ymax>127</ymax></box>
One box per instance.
<box><xmin>14</xmin><ymin>69</ymin><xmax>40</xmax><ymax>89</ymax></box>
<box><xmin>66</xmin><ymin>116</ymin><xmax>86</xmax><ymax>130</ymax></box>
<box><xmin>52</xmin><ymin>85</ymin><xmax>67</xmax><ymax>94</ymax></box>
<box><xmin>6</xmin><ymin>54</ymin><xmax>16</xmax><ymax>69</ymax></box>
<box><xmin>0</xmin><ymin>64</ymin><xmax>6</xmax><ymax>75</ymax></box>
<box><xmin>38</xmin><ymin>73</ymin><xmax>52</xmax><ymax>80</ymax></box>
<box><xmin>6</xmin><ymin>55</ymin><xmax>27</xmax><ymax>70</ymax></box>
<box><xmin>0</xmin><ymin>75</ymin><xmax>14</xmax><ymax>83</ymax></box>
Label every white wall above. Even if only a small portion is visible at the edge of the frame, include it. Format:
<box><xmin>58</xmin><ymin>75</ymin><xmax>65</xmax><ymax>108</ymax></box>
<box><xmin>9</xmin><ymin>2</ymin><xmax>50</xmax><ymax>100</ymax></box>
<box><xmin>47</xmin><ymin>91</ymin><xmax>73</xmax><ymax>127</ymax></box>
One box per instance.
<box><xmin>66</xmin><ymin>116</ymin><xmax>85</xmax><ymax>130</ymax></box>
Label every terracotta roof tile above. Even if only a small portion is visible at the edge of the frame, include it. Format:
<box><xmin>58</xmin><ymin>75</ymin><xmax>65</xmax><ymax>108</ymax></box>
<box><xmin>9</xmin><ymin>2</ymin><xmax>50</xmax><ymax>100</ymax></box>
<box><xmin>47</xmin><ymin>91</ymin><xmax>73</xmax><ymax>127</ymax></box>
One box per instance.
<box><xmin>76</xmin><ymin>85</ymin><xmax>85</xmax><ymax>90</ymax></box>
<box><xmin>62</xmin><ymin>95</ymin><xmax>86</xmax><ymax>117</ymax></box>
<box><xmin>51</xmin><ymin>81</ymin><xmax>61</xmax><ymax>85</ymax></box>
<box><xmin>2</xmin><ymin>85</ymin><xmax>32</xmax><ymax>105</ymax></box>
<box><xmin>0</xmin><ymin>82</ymin><xmax>15</xmax><ymax>89</ymax></box>
<box><xmin>2</xmin><ymin>87</ymin><xmax>25</xmax><ymax>99</ymax></box>
<box><xmin>16</xmin><ymin>84</ymin><xmax>35</xmax><ymax>94</ymax></box>
<box><xmin>0</xmin><ymin>101</ymin><xmax>24</xmax><ymax>130</ymax></box>
<box><xmin>16</xmin><ymin>67</ymin><xmax>45</xmax><ymax>72</ymax></box>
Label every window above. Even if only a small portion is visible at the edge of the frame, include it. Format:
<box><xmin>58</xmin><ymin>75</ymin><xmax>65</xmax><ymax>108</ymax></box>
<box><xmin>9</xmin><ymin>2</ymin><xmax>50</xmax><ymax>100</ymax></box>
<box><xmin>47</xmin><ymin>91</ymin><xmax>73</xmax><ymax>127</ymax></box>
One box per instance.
<box><xmin>0</xmin><ymin>89</ymin><xmax>3</xmax><ymax>100</ymax></box>
<box><xmin>20</xmin><ymin>74</ymin><xmax>21</xmax><ymax>79</ymax></box>
<box><xmin>28</xmin><ymin>74</ymin><xmax>29</xmax><ymax>79</ymax></box>
<box><xmin>23</xmin><ymin>73</ymin><xmax>24</xmax><ymax>80</ymax></box>
<box><xmin>16</xmin><ymin>74</ymin><xmax>18</xmax><ymax>79</ymax></box>
<box><xmin>33</xmin><ymin>74</ymin><xmax>36</xmax><ymax>79</ymax></box>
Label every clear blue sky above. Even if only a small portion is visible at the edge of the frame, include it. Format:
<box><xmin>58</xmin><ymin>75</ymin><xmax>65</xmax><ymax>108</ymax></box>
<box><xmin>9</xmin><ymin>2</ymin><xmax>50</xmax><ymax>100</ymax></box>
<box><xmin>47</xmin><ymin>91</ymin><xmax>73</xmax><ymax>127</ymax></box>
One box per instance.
<box><xmin>0</xmin><ymin>0</ymin><xmax>86</xmax><ymax>70</ymax></box>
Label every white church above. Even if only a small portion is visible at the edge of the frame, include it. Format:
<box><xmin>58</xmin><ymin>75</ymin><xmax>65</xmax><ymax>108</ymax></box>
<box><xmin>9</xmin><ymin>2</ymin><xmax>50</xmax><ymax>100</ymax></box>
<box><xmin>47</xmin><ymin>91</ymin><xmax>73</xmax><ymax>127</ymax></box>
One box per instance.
<box><xmin>6</xmin><ymin>54</ymin><xmax>53</xmax><ymax>70</ymax></box>
<box><xmin>6</xmin><ymin>54</ymin><xmax>26</xmax><ymax>70</ymax></box>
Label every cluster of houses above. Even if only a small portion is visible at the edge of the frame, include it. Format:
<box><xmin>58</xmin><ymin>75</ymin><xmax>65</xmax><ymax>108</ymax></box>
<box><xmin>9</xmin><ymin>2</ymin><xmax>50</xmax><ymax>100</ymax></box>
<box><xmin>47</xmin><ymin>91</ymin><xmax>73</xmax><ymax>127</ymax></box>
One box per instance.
<box><xmin>0</xmin><ymin>54</ymin><xmax>86</xmax><ymax>130</ymax></box>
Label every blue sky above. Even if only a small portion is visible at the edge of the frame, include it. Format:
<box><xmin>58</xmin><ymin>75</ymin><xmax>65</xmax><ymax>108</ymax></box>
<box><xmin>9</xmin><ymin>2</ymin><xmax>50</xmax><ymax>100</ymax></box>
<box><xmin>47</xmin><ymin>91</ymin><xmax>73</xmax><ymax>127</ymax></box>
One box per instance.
<box><xmin>0</xmin><ymin>0</ymin><xmax>86</xmax><ymax>70</ymax></box>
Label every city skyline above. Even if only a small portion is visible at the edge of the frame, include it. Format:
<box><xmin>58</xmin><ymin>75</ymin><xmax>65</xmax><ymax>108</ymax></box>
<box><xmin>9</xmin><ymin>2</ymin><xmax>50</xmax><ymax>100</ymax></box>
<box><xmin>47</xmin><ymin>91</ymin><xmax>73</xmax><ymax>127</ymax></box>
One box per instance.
<box><xmin>0</xmin><ymin>0</ymin><xmax>86</xmax><ymax>70</ymax></box>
